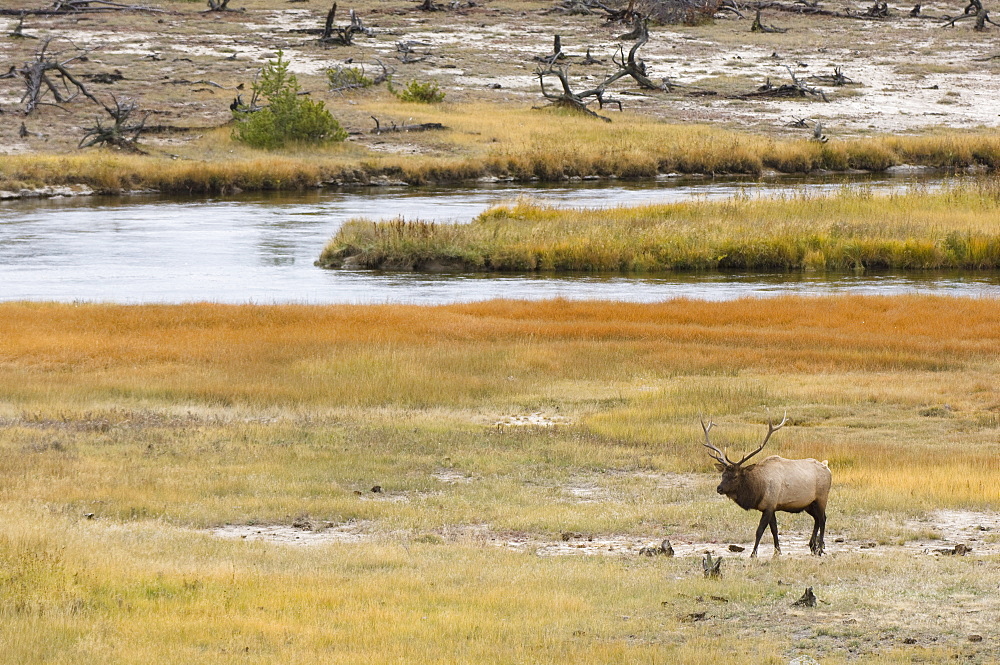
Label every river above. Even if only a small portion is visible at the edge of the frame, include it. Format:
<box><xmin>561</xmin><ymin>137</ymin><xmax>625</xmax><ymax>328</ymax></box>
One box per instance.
<box><xmin>2</xmin><ymin>176</ymin><xmax>999</xmax><ymax>304</ymax></box>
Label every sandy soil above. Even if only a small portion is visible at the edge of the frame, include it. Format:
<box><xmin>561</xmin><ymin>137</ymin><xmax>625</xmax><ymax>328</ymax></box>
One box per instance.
<box><xmin>3</xmin><ymin>0</ymin><xmax>1000</xmax><ymax>155</ymax></box>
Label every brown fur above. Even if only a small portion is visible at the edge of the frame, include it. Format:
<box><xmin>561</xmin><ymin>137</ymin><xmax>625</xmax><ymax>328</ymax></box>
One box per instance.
<box><xmin>704</xmin><ymin>416</ymin><xmax>832</xmax><ymax>557</ymax></box>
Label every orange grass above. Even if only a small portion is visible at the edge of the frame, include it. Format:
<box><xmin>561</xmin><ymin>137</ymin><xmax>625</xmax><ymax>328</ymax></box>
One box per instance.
<box><xmin>2</xmin><ymin>296</ymin><xmax>1000</xmax><ymax>514</ymax></box>
<box><xmin>2</xmin><ymin>296</ymin><xmax>1000</xmax><ymax>407</ymax></box>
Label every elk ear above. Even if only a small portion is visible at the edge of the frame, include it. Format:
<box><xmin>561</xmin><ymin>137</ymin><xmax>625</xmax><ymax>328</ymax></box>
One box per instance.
<box><xmin>714</xmin><ymin>463</ymin><xmax>726</xmax><ymax>472</ymax></box>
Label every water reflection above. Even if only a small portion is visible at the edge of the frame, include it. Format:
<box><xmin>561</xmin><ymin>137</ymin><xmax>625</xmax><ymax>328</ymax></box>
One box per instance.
<box><xmin>1</xmin><ymin>175</ymin><xmax>997</xmax><ymax>304</ymax></box>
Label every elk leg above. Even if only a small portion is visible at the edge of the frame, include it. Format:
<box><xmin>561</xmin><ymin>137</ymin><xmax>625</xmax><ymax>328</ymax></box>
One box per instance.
<box><xmin>806</xmin><ymin>503</ymin><xmax>826</xmax><ymax>555</ymax></box>
<box><xmin>751</xmin><ymin>510</ymin><xmax>772</xmax><ymax>557</ymax></box>
<box><xmin>768</xmin><ymin>512</ymin><xmax>781</xmax><ymax>556</ymax></box>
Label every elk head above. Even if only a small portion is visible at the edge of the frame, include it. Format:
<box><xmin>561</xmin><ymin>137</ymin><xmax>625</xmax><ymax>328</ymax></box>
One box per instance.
<box><xmin>701</xmin><ymin>412</ymin><xmax>788</xmax><ymax>499</ymax></box>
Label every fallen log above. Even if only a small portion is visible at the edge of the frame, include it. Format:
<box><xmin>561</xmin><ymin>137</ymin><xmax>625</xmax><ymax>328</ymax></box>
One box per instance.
<box><xmin>370</xmin><ymin>116</ymin><xmax>446</xmax><ymax>133</ymax></box>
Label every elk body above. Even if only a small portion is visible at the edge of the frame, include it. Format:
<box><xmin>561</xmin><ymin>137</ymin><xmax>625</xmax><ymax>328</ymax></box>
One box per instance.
<box><xmin>702</xmin><ymin>414</ymin><xmax>831</xmax><ymax>557</ymax></box>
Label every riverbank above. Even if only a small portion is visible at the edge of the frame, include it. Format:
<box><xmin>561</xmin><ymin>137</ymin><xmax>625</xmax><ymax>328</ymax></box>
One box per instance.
<box><xmin>3</xmin><ymin>113</ymin><xmax>1000</xmax><ymax>197</ymax></box>
<box><xmin>318</xmin><ymin>180</ymin><xmax>1000</xmax><ymax>272</ymax></box>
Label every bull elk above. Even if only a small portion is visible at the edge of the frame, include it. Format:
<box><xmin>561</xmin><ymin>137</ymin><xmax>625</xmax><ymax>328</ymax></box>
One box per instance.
<box><xmin>702</xmin><ymin>413</ymin><xmax>831</xmax><ymax>557</ymax></box>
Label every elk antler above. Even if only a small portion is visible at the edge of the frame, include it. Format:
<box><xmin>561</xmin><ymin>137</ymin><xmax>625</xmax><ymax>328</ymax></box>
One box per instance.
<box><xmin>734</xmin><ymin>410</ymin><xmax>789</xmax><ymax>466</ymax></box>
<box><xmin>701</xmin><ymin>416</ymin><xmax>733</xmax><ymax>466</ymax></box>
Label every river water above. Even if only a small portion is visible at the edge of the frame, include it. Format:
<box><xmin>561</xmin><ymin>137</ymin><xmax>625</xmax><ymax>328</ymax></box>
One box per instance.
<box><xmin>2</xmin><ymin>176</ymin><xmax>999</xmax><ymax>304</ymax></box>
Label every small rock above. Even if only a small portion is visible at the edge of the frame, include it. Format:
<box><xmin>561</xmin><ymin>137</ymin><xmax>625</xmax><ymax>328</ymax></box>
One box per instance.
<box><xmin>969</xmin><ymin>635</ymin><xmax>983</xmax><ymax>643</ymax></box>
<box><xmin>903</xmin><ymin>637</ymin><xmax>917</xmax><ymax>644</ymax></box>
<box><xmin>728</xmin><ymin>544</ymin><xmax>745</xmax><ymax>553</ymax></box>
<box><xmin>860</xmin><ymin>542</ymin><xmax>877</xmax><ymax>549</ymax></box>
<box><xmin>371</xmin><ymin>485</ymin><xmax>382</xmax><ymax>493</ymax></box>
<box><xmin>789</xmin><ymin>655</ymin><xmax>821</xmax><ymax>665</ymax></box>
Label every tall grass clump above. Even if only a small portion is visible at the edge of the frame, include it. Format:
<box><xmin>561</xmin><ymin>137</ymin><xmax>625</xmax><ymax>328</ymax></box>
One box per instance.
<box><xmin>232</xmin><ymin>51</ymin><xmax>347</xmax><ymax>149</ymax></box>
<box><xmin>318</xmin><ymin>182</ymin><xmax>1000</xmax><ymax>273</ymax></box>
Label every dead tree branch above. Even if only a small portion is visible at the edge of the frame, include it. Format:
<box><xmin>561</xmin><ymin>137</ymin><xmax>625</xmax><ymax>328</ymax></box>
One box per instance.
<box><xmin>14</xmin><ymin>38</ymin><xmax>102</xmax><ymax>115</ymax></box>
<box><xmin>611</xmin><ymin>19</ymin><xmax>670</xmax><ymax>91</ymax></box>
<box><xmin>532</xmin><ymin>24</ymin><xmax>670</xmax><ymax>120</ymax></box>
<box><xmin>941</xmin><ymin>0</ymin><xmax>999</xmax><ymax>28</ymax></box>
<box><xmin>751</xmin><ymin>9</ymin><xmax>788</xmax><ymax>30</ymax></box>
<box><xmin>534</xmin><ymin>35</ymin><xmax>566</xmax><ymax>65</ymax></box>
<box><xmin>396</xmin><ymin>41</ymin><xmax>430</xmax><ymax>63</ymax></box>
<box><xmin>739</xmin><ymin>65</ymin><xmax>829</xmax><ymax>101</ymax></box>
<box><xmin>79</xmin><ymin>95</ymin><xmax>149</xmax><ymax>153</ymax></box>
<box><xmin>751</xmin><ymin>0</ymin><xmax>890</xmax><ymax>20</ymax></box>
<box><xmin>536</xmin><ymin>65</ymin><xmax>618</xmax><ymax>121</ymax></box>
<box><xmin>8</xmin><ymin>14</ymin><xmax>39</xmax><ymax>39</ymax></box>
<box><xmin>808</xmin><ymin>66</ymin><xmax>855</xmax><ymax>85</ymax></box>
<box><xmin>320</xmin><ymin>3</ymin><xmax>371</xmax><ymax>45</ymax></box>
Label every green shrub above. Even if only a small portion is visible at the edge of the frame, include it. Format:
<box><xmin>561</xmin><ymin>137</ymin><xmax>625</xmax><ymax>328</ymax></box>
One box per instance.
<box><xmin>233</xmin><ymin>51</ymin><xmax>348</xmax><ymax>149</ymax></box>
<box><xmin>391</xmin><ymin>79</ymin><xmax>445</xmax><ymax>103</ymax></box>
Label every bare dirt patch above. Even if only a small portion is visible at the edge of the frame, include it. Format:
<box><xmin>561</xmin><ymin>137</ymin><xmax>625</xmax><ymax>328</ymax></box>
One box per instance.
<box><xmin>495</xmin><ymin>412</ymin><xmax>571</xmax><ymax>427</ymax></box>
<box><xmin>208</xmin><ymin>508</ymin><xmax>1000</xmax><ymax>558</ymax></box>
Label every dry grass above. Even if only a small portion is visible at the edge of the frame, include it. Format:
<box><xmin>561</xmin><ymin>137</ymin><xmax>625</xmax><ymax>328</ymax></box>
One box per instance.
<box><xmin>5</xmin><ymin>107</ymin><xmax>1000</xmax><ymax>193</ymax></box>
<box><xmin>2</xmin><ymin>297</ymin><xmax>1000</xmax><ymax>662</ymax></box>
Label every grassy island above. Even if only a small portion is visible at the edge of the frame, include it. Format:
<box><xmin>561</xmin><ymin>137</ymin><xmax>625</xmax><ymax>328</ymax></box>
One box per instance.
<box><xmin>318</xmin><ymin>180</ymin><xmax>1000</xmax><ymax>272</ymax></box>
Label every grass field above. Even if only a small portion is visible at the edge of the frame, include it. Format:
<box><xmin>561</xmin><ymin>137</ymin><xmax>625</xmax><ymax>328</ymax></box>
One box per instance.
<box><xmin>1</xmin><ymin>297</ymin><xmax>999</xmax><ymax>663</ymax></box>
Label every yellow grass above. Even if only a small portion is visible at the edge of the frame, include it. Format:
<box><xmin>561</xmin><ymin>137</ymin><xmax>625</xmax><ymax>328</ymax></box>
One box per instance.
<box><xmin>4</xmin><ymin>105</ymin><xmax>1000</xmax><ymax>193</ymax></box>
<box><xmin>2</xmin><ymin>297</ymin><xmax>1000</xmax><ymax>662</ymax></box>
<box><xmin>319</xmin><ymin>182</ymin><xmax>1000</xmax><ymax>271</ymax></box>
